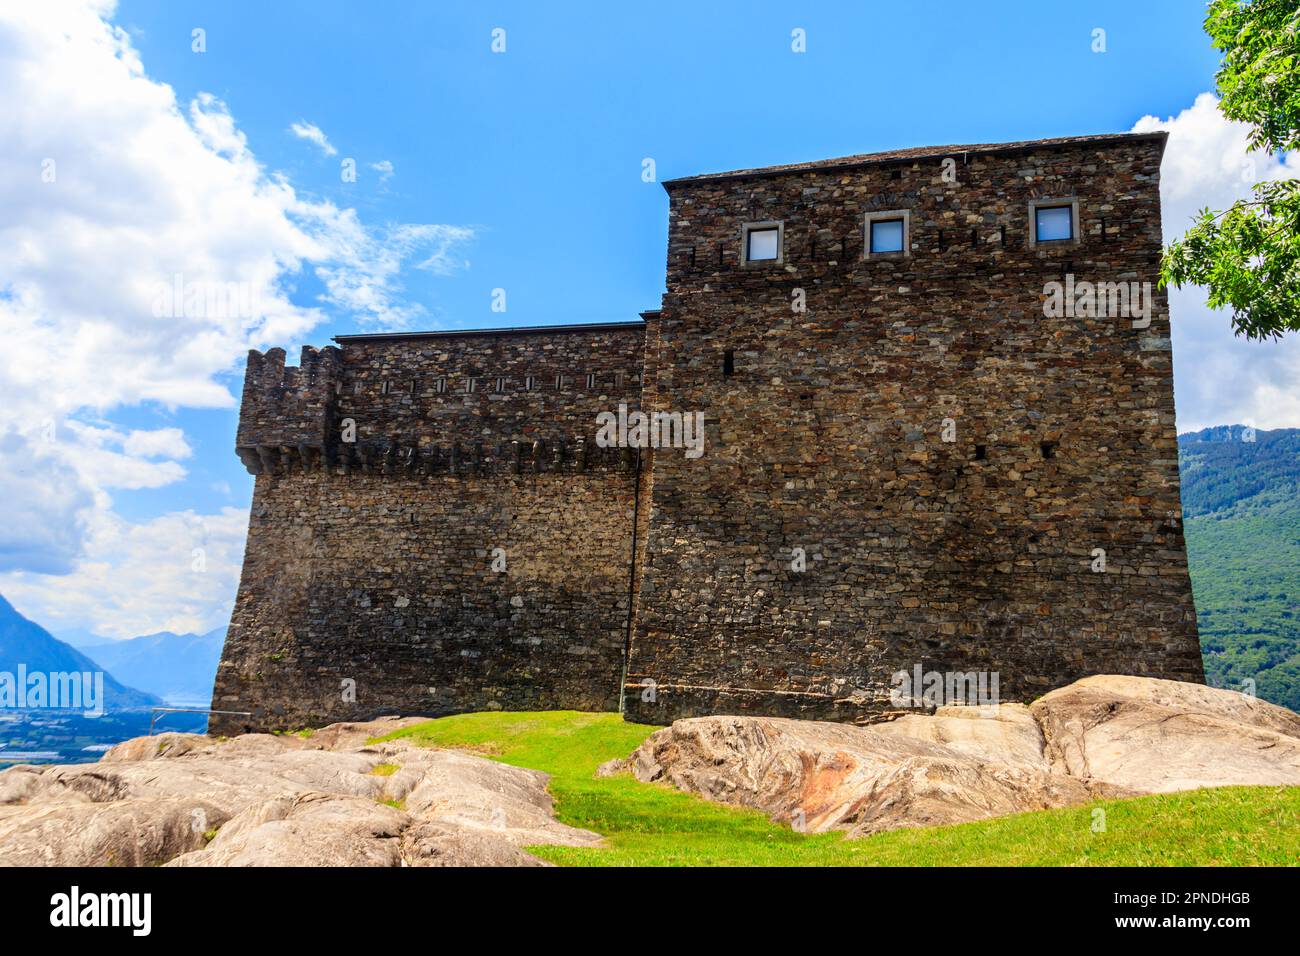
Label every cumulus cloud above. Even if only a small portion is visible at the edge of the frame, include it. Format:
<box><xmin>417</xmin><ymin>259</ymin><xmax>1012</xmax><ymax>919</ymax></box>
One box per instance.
<box><xmin>0</xmin><ymin>0</ymin><xmax>473</xmax><ymax>629</ymax></box>
<box><xmin>289</xmin><ymin>119</ymin><xmax>337</xmax><ymax>157</ymax></box>
<box><xmin>0</xmin><ymin>432</ymin><xmax>93</xmax><ymax>575</ymax></box>
<box><xmin>1133</xmin><ymin>93</ymin><xmax>1300</xmax><ymax>432</ymax></box>
<box><xmin>0</xmin><ymin>507</ymin><xmax>248</xmax><ymax>638</ymax></box>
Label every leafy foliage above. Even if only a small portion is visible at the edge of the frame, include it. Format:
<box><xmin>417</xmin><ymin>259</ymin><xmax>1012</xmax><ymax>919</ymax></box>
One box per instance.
<box><xmin>1209</xmin><ymin>0</ymin><xmax>1300</xmax><ymax>154</ymax></box>
<box><xmin>1161</xmin><ymin>0</ymin><xmax>1300</xmax><ymax>339</ymax></box>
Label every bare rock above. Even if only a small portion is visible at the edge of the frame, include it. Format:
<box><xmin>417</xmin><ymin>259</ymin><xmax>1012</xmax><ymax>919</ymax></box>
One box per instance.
<box><xmin>167</xmin><ymin>793</ymin><xmax>405</xmax><ymax>867</ymax></box>
<box><xmin>0</xmin><ymin>797</ymin><xmax>229</xmax><ymax>866</ymax></box>
<box><xmin>631</xmin><ymin>715</ymin><xmax>1096</xmax><ymax>836</ymax></box>
<box><xmin>1030</xmin><ymin>675</ymin><xmax>1300</xmax><ymax>793</ymax></box>
<box><xmin>630</xmin><ymin>676</ymin><xmax>1300</xmax><ymax>838</ymax></box>
<box><xmin>875</xmin><ymin>703</ymin><xmax>1047</xmax><ymax>771</ymax></box>
<box><xmin>299</xmin><ymin>716</ymin><xmax>431</xmax><ymax>752</ymax></box>
<box><xmin>401</xmin><ymin>820</ymin><xmax>552</xmax><ymax>867</ymax></box>
<box><xmin>101</xmin><ymin>732</ymin><xmax>209</xmax><ymax>762</ymax></box>
<box><xmin>595</xmin><ymin>757</ymin><xmax>629</xmax><ymax>778</ymax></box>
<box><xmin>0</xmin><ymin>719</ymin><xmax>598</xmax><ymax>867</ymax></box>
<box><xmin>398</xmin><ymin>748</ymin><xmax>602</xmax><ymax>849</ymax></box>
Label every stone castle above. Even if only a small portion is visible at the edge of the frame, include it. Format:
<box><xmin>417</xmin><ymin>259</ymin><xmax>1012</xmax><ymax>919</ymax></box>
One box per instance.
<box><xmin>211</xmin><ymin>131</ymin><xmax>1204</xmax><ymax>734</ymax></box>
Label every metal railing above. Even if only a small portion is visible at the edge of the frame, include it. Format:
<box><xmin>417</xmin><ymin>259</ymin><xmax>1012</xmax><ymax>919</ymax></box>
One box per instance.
<box><xmin>149</xmin><ymin>707</ymin><xmax>253</xmax><ymax>735</ymax></box>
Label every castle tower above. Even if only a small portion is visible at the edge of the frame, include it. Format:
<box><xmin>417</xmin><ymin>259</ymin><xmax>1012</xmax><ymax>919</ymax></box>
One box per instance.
<box><xmin>622</xmin><ymin>132</ymin><xmax>1203</xmax><ymax>723</ymax></box>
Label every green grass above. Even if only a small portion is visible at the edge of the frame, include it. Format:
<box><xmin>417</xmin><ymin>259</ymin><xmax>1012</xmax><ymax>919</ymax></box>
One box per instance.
<box><xmin>374</xmin><ymin>710</ymin><xmax>1300</xmax><ymax>866</ymax></box>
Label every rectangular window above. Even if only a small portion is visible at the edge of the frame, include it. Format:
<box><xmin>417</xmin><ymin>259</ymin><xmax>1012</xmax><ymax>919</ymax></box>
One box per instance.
<box><xmin>742</xmin><ymin>221</ymin><xmax>783</xmax><ymax>264</ymax></box>
<box><xmin>747</xmin><ymin>228</ymin><xmax>779</xmax><ymax>261</ymax></box>
<box><xmin>586</xmin><ymin>372</ymin><xmax>597</xmax><ymax>389</ymax></box>
<box><xmin>524</xmin><ymin>375</ymin><xmax>535</xmax><ymax>391</ymax></box>
<box><xmin>864</xmin><ymin>210</ymin><xmax>911</xmax><ymax>258</ymax></box>
<box><xmin>1035</xmin><ymin>205</ymin><xmax>1073</xmax><ymax>242</ymax></box>
<box><xmin>870</xmin><ymin>218</ymin><xmax>905</xmax><ymax>254</ymax></box>
<box><xmin>465</xmin><ymin>377</ymin><xmax>476</xmax><ymax>394</ymax></box>
<box><xmin>380</xmin><ymin>380</ymin><xmax>391</xmax><ymax>395</ymax></box>
<box><xmin>555</xmin><ymin>374</ymin><xmax>566</xmax><ymax>390</ymax></box>
<box><xmin>495</xmin><ymin>376</ymin><xmax>506</xmax><ymax>393</ymax></box>
<box><xmin>434</xmin><ymin>377</ymin><xmax>447</xmax><ymax>394</ymax></box>
<box><xmin>1028</xmin><ymin>198</ymin><xmax>1079</xmax><ymax>248</ymax></box>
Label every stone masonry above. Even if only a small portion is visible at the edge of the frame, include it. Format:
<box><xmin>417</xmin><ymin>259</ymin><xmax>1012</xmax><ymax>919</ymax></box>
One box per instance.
<box><xmin>212</xmin><ymin>131</ymin><xmax>1203</xmax><ymax>733</ymax></box>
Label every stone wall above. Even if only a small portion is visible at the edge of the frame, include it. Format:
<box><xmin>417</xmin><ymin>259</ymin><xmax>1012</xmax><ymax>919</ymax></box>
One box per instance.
<box><xmin>211</xmin><ymin>325</ymin><xmax>645</xmax><ymax>733</ymax></box>
<box><xmin>215</xmin><ymin>132</ymin><xmax>1205</xmax><ymax>733</ymax></box>
<box><xmin>623</xmin><ymin>132</ymin><xmax>1204</xmax><ymax>724</ymax></box>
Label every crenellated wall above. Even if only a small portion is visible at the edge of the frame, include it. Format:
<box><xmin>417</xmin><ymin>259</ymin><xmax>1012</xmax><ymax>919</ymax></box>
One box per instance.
<box><xmin>211</xmin><ymin>324</ymin><xmax>647</xmax><ymax>732</ymax></box>
<box><xmin>235</xmin><ymin>345</ymin><xmax>343</xmax><ymax>475</ymax></box>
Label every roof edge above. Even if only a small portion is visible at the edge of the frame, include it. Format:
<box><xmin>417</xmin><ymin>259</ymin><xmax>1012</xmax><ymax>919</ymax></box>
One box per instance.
<box><xmin>333</xmin><ymin>320</ymin><xmax>646</xmax><ymax>344</ymax></box>
<box><xmin>662</xmin><ymin>131</ymin><xmax>1169</xmax><ymax>189</ymax></box>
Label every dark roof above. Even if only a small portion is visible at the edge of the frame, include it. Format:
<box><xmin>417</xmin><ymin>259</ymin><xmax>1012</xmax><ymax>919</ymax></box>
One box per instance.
<box><xmin>663</xmin><ymin>131</ymin><xmax>1168</xmax><ymax>188</ymax></box>
<box><xmin>333</xmin><ymin>320</ymin><xmax>645</xmax><ymax>345</ymax></box>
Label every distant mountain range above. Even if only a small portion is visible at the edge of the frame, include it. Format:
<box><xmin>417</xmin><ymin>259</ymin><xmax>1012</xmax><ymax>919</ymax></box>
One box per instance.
<box><xmin>1179</xmin><ymin>426</ymin><xmax>1300</xmax><ymax>712</ymax></box>
<box><xmin>80</xmin><ymin>628</ymin><xmax>224</xmax><ymax>707</ymax></box>
<box><xmin>0</xmin><ymin>594</ymin><xmax>159</xmax><ymax>711</ymax></box>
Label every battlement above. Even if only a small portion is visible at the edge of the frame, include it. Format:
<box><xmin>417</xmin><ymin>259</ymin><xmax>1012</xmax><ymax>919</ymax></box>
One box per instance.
<box><xmin>244</xmin><ymin>433</ymin><xmax>643</xmax><ymax>478</ymax></box>
<box><xmin>235</xmin><ymin>322</ymin><xmax>649</xmax><ymax>477</ymax></box>
<box><xmin>235</xmin><ymin>345</ymin><xmax>344</xmax><ymax>474</ymax></box>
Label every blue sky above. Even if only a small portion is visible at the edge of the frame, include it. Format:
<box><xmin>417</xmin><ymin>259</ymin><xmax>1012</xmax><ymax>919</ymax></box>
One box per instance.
<box><xmin>1</xmin><ymin>1</ymin><xmax>1293</xmax><ymax>639</ymax></box>
<box><xmin>111</xmin><ymin>0</ymin><xmax>1221</xmax><ymax>521</ymax></box>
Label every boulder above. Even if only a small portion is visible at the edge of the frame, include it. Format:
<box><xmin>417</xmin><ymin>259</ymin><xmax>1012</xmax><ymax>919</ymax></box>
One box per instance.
<box><xmin>0</xmin><ymin>717</ymin><xmax>600</xmax><ymax>867</ymax></box>
<box><xmin>1030</xmin><ymin>675</ymin><xmax>1300</xmax><ymax>793</ymax></box>
<box><xmin>629</xmin><ymin>676</ymin><xmax>1300</xmax><ymax>838</ymax></box>
<box><xmin>400</xmin><ymin>820</ymin><xmax>552</xmax><ymax>867</ymax></box>
<box><xmin>874</xmin><ymin>703</ymin><xmax>1047</xmax><ymax>771</ymax></box>
<box><xmin>631</xmin><ymin>715</ymin><xmax>1098</xmax><ymax>836</ymax></box>
<box><xmin>0</xmin><ymin>797</ymin><xmax>229</xmax><ymax>866</ymax></box>
<box><xmin>167</xmin><ymin>793</ymin><xmax>406</xmax><ymax>867</ymax></box>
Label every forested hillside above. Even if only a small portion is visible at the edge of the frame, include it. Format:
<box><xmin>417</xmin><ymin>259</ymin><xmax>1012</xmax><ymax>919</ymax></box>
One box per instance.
<box><xmin>1179</xmin><ymin>426</ymin><xmax>1300</xmax><ymax>711</ymax></box>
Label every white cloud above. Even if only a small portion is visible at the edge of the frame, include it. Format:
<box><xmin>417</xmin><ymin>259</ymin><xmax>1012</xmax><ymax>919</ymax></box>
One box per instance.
<box><xmin>289</xmin><ymin>119</ymin><xmax>337</xmax><ymax>157</ymax></box>
<box><xmin>1133</xmin><ymin>93</ymin><xmax>1300</xmax><ymax>432</ymax></box>
<box><xmin>0</xmin><ymin>0</ymin><xmax>474</xmax><ymax>623</ymax></box>
<box><xmin>0</xmin><ymin>507</ymin><xmax>248</xmax><ymax>639</ymax></box>
<box><xmin>122</xmin><ymin>427</ymin><xmax>192</xmax><ymax>460</ymax></box>
<box><xmin>370</xmin><ymin>159</ymin><xmax>394</xmax><ymax>182</ymax></box>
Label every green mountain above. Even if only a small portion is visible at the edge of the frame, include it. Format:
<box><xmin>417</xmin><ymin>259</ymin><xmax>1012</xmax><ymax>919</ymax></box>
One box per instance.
<box><xmin>1179</xmin><ymin>426</ymin><xmax>1300</xmax><ymax>711</ymax></box>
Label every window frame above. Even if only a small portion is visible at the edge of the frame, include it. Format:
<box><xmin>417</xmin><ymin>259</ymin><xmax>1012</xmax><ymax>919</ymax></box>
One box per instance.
<box><xmin>863</xmin><ymin>209</ymin><xmax>911</xmax><ymax>259</ymax></box>
<box><xmin>1028</xmin><ymin>197</ymin><xmax>1081</xmax><ymax>249</ymax></box>
<box><xmin>741</xmin><ymin>220</ymin><xmax>784</xmax><ymax>266</ymax></box>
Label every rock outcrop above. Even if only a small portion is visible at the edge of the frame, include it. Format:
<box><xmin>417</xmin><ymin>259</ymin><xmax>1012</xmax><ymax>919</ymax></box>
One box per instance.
<box><xmin>1029</xmin><ymin>675</ymin><xmax>1300</xmax><ymax>793</ymax></box>
<box><xmin>626</xmin><ymin>677</ymin><xmax>1300</xmax><ymax>836</ymax></box>
<box><xmin>0</xmin><ymin>717</ymin><xmax>599</xmax><ymax>866</ymax></box>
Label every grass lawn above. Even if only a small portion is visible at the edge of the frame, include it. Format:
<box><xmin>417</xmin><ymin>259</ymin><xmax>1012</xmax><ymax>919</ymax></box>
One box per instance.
<box><xmin>375</xmin><ymin>710</ymin><xmax>1300</xmax><ymax>866</ymax></box>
